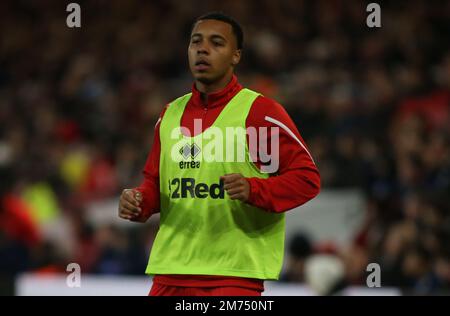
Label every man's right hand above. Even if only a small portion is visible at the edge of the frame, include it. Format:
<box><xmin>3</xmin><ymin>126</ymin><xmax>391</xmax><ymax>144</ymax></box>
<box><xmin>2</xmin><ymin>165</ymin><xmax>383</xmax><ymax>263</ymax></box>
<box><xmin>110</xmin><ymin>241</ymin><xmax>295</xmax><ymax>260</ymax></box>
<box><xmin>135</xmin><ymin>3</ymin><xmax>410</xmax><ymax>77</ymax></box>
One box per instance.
<box><xmin>118</xmin><ymin>189</ymin><xmax>143</xmax><ymax>220</ymax></box>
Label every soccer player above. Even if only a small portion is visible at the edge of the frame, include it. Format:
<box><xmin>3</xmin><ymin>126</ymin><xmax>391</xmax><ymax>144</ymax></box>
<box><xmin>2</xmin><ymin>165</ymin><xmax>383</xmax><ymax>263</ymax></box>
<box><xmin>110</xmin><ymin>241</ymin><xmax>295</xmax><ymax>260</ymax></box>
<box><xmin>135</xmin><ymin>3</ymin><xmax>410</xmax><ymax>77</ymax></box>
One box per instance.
<box><xmin>118</xmin><ymin>12</ymin><xmax>320</xmax><ymax>296</ymax></box>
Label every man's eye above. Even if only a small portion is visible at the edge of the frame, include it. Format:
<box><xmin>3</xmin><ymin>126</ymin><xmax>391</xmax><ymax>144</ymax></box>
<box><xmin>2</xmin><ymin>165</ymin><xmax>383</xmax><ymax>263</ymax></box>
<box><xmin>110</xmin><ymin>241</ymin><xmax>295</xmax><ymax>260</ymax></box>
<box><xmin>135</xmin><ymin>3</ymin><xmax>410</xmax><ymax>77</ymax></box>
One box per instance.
<box><xmin>191</xmin><ymin>39</ymin><xmax>200</xmax><ymax>44</ymax></box>
<box><xmin>213</xmin><ymin>42</ymin><xmax>224</xmax><ymax>46</ymax></box>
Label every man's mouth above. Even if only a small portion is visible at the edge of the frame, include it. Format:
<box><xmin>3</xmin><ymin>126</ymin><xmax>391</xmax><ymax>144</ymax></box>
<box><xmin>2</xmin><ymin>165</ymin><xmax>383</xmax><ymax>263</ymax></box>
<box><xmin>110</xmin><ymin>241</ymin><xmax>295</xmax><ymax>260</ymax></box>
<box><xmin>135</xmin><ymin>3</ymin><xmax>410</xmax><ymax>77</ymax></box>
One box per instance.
<box><xmin>194</xmin><ymin>60</ymin><xmax>211</xmax><ymax>70</ymax></box>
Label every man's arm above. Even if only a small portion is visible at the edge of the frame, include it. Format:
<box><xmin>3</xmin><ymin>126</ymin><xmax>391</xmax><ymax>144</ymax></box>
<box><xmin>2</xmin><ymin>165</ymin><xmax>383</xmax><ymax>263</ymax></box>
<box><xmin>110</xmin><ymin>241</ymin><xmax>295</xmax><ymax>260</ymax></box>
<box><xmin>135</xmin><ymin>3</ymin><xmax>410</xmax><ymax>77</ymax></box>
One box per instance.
<box><xmin>121</xmin><ymin>105</ymin><xmax>168</xmax><ymax>223</ymax></box>
<box><xmin>244</xmin><ymin>96</ymin><xmax>320</xmax><ymax>213</ymax></box>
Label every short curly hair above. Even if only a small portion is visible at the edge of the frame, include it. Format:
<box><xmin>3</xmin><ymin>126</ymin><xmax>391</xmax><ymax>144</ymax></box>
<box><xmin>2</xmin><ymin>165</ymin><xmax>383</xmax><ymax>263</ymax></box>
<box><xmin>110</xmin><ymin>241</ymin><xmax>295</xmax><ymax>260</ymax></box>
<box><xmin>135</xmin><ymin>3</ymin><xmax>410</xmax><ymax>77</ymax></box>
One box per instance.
<box><xmin>191</xmin><ymin>12</ymin><xmax>244</xmax><ymax>50</ymax></box>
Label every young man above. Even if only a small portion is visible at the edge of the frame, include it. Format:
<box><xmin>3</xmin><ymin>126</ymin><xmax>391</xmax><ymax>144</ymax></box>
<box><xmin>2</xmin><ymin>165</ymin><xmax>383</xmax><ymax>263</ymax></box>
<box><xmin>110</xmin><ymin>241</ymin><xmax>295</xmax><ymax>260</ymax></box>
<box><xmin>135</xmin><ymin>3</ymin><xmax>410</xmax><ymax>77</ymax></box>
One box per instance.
<box><xmin>118</xmin><ymin>12</ymin><xmax>320</xmax><ymax>296</ymax></box>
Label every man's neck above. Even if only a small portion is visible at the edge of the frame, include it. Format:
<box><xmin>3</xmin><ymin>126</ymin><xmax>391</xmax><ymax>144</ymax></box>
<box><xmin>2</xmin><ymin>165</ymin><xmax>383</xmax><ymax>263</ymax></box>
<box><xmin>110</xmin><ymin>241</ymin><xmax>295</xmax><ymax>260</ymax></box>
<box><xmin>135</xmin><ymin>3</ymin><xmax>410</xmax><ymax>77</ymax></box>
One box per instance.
<box><xmin>195</xmin><ymin>73</ymin><xmax>233</xmax><ymax>95</ymax></box>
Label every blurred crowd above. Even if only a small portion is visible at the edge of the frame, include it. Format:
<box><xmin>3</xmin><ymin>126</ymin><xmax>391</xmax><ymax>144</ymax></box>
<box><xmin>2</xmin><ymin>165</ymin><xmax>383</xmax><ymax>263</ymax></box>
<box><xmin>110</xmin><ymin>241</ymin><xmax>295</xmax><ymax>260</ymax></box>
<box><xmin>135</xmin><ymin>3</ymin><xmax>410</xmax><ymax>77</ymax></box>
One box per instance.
<box><xmin>0</xmin><ymin>0</ymin><xmax>449</xmax><ymax>295</ymax></box>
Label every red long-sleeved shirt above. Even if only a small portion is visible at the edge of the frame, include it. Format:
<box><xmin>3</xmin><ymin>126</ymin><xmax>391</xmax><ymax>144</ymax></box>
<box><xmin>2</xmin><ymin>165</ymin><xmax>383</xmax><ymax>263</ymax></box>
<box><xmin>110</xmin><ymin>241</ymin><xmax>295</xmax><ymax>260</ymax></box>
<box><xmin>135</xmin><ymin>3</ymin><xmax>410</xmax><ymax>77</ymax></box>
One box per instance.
<box><xmin>134</xmin><ymin>75</ymin><xmax>320</xmax><ymax>290</ymax></box>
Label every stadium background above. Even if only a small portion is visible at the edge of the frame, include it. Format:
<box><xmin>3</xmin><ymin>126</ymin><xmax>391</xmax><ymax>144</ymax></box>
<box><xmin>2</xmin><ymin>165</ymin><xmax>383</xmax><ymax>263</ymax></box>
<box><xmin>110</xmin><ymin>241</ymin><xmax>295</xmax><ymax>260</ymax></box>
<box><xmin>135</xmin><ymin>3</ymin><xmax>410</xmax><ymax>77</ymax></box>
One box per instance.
<box><xmin>0</xmin><ymin>0</ymin><xmax>449</xmax><ymax>295</ymax></box>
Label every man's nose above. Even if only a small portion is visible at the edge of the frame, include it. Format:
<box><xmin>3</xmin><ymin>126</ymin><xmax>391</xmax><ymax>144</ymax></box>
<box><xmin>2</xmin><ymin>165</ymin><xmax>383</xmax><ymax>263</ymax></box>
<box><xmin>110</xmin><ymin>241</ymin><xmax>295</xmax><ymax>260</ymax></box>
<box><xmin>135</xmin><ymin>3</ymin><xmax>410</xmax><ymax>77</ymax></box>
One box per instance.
<box><xmin>197</xmin><ymin>42</ymin><xmax>210</xmax><ymax>55</ymax></box>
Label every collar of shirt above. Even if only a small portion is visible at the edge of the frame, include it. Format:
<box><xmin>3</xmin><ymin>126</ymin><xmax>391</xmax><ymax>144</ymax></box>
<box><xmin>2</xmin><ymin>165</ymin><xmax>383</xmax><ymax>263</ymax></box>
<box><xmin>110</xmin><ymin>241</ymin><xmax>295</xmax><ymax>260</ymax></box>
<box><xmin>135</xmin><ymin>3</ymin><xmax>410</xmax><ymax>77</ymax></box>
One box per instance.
<box><xmin>190</xmin><ymin>74</ymin><xmax>243</xmax><ymax>109</ymax></box>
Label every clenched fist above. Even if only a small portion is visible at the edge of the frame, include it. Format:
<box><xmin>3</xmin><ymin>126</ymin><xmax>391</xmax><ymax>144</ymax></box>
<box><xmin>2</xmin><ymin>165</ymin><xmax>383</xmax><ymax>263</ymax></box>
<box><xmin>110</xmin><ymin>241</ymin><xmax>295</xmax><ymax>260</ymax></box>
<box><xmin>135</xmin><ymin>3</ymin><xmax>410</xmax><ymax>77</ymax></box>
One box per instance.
<box><xmin>118</xmin><ymin>189</ymin><xmax>143</xmax><ymax>220</ymax></box>
<box><xmin>220</xmin><ymin>173</ymin><xmax>250</xmax><ymax>202</ymax></box>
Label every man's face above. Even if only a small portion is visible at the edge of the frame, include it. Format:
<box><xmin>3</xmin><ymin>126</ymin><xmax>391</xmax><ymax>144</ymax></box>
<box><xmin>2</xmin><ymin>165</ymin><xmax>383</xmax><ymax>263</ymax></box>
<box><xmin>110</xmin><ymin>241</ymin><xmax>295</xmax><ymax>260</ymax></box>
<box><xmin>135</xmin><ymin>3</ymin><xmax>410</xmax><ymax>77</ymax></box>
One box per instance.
<box><xmin>188</xmin><ymin>19</ymin><xmax>241</xmax><ymax>84</ymax></box>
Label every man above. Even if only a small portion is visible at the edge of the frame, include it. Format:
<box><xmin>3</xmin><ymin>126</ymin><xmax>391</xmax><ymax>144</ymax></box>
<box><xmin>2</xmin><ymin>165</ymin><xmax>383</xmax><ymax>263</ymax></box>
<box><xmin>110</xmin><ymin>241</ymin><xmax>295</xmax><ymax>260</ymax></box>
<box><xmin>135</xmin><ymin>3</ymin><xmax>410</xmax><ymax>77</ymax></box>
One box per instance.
<box><xmin>118</xmin><ymin>12</ymin><xmax>320</xmax><ymax>296</ymax></box>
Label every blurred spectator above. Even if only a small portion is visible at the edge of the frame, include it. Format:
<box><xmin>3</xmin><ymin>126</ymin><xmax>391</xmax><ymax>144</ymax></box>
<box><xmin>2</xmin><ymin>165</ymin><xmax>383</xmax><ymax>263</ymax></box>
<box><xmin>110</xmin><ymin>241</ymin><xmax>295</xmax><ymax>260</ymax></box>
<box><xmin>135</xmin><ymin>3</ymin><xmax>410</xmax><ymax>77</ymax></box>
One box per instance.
<box><xmin>304</xmin><ymin>254</ymin><xmax>346</xmax><ymax>296</ymax></box>
<box><xmin>280</xmin><ymin>232</ymin><xmax>313</xmax><ymax>283</ymax></box>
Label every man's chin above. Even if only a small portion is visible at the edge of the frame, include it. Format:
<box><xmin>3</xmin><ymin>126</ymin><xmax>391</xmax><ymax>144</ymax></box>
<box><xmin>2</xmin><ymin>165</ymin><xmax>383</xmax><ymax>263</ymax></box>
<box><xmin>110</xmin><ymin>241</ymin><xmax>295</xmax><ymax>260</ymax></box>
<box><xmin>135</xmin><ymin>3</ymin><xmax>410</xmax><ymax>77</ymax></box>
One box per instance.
<box><xmin>194</xmin><ymin>75</ymin><xmax>215</xmax><ymax>85</ymax></box>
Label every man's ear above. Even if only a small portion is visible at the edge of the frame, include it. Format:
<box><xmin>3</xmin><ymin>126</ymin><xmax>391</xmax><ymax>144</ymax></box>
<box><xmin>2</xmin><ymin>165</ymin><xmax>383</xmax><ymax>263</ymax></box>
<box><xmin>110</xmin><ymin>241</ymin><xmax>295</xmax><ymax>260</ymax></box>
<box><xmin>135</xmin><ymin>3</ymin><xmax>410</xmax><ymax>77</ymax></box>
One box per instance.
<box><xmin>232</xmin><ymin>50</ymin><xmax>241</xmax><ymax>66</ymax></box>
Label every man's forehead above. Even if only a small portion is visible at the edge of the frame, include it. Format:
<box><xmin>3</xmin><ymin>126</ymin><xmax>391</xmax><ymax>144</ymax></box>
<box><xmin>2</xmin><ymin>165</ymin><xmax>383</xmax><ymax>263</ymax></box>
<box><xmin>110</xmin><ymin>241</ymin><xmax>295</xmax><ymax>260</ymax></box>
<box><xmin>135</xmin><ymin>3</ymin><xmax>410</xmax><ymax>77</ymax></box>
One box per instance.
<box><xmin>191</xmin><ymin>19</ymin><xmax>233</xmax><ymax>38</ymax></box>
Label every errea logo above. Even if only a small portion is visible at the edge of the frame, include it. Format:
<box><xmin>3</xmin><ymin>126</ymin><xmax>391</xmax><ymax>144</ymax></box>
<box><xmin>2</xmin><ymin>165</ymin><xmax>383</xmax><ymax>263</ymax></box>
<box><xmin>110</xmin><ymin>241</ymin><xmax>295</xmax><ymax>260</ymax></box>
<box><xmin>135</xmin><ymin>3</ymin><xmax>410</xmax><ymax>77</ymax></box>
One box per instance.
<box><xmin>179</xmin><ymin>143</ymin><xmax>201</xmax><ymax>169</ymax></box>
<box><xmin>180</xmin><ymin>143</ymin><xmax>201</xmax><ymax>160</ymax></box>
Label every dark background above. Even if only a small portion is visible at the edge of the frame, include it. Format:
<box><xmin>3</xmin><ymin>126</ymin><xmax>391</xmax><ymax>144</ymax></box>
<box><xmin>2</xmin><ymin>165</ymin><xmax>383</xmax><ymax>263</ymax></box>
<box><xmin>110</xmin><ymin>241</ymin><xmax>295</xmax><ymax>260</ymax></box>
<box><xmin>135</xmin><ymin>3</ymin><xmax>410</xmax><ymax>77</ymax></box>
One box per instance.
<box><xmin>0</xmin><ymin>0</ymin><xmax>449</xmax><ymax>295</ymax></box>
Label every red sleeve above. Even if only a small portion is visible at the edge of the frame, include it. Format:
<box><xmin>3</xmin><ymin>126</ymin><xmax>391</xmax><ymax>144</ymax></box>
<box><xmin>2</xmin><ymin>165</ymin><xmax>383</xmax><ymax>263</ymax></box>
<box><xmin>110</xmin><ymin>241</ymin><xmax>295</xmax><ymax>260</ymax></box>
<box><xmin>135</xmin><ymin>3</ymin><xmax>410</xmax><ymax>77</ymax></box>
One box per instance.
<box><xmin>131</xmin><ymin>105</ymin><xmax>168</xmax><ymax>222</ymax></box>
<box><xmin>245</xmin><ymin>96</ymin><xmax>320</xmax><ymax>213</ymax></box>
